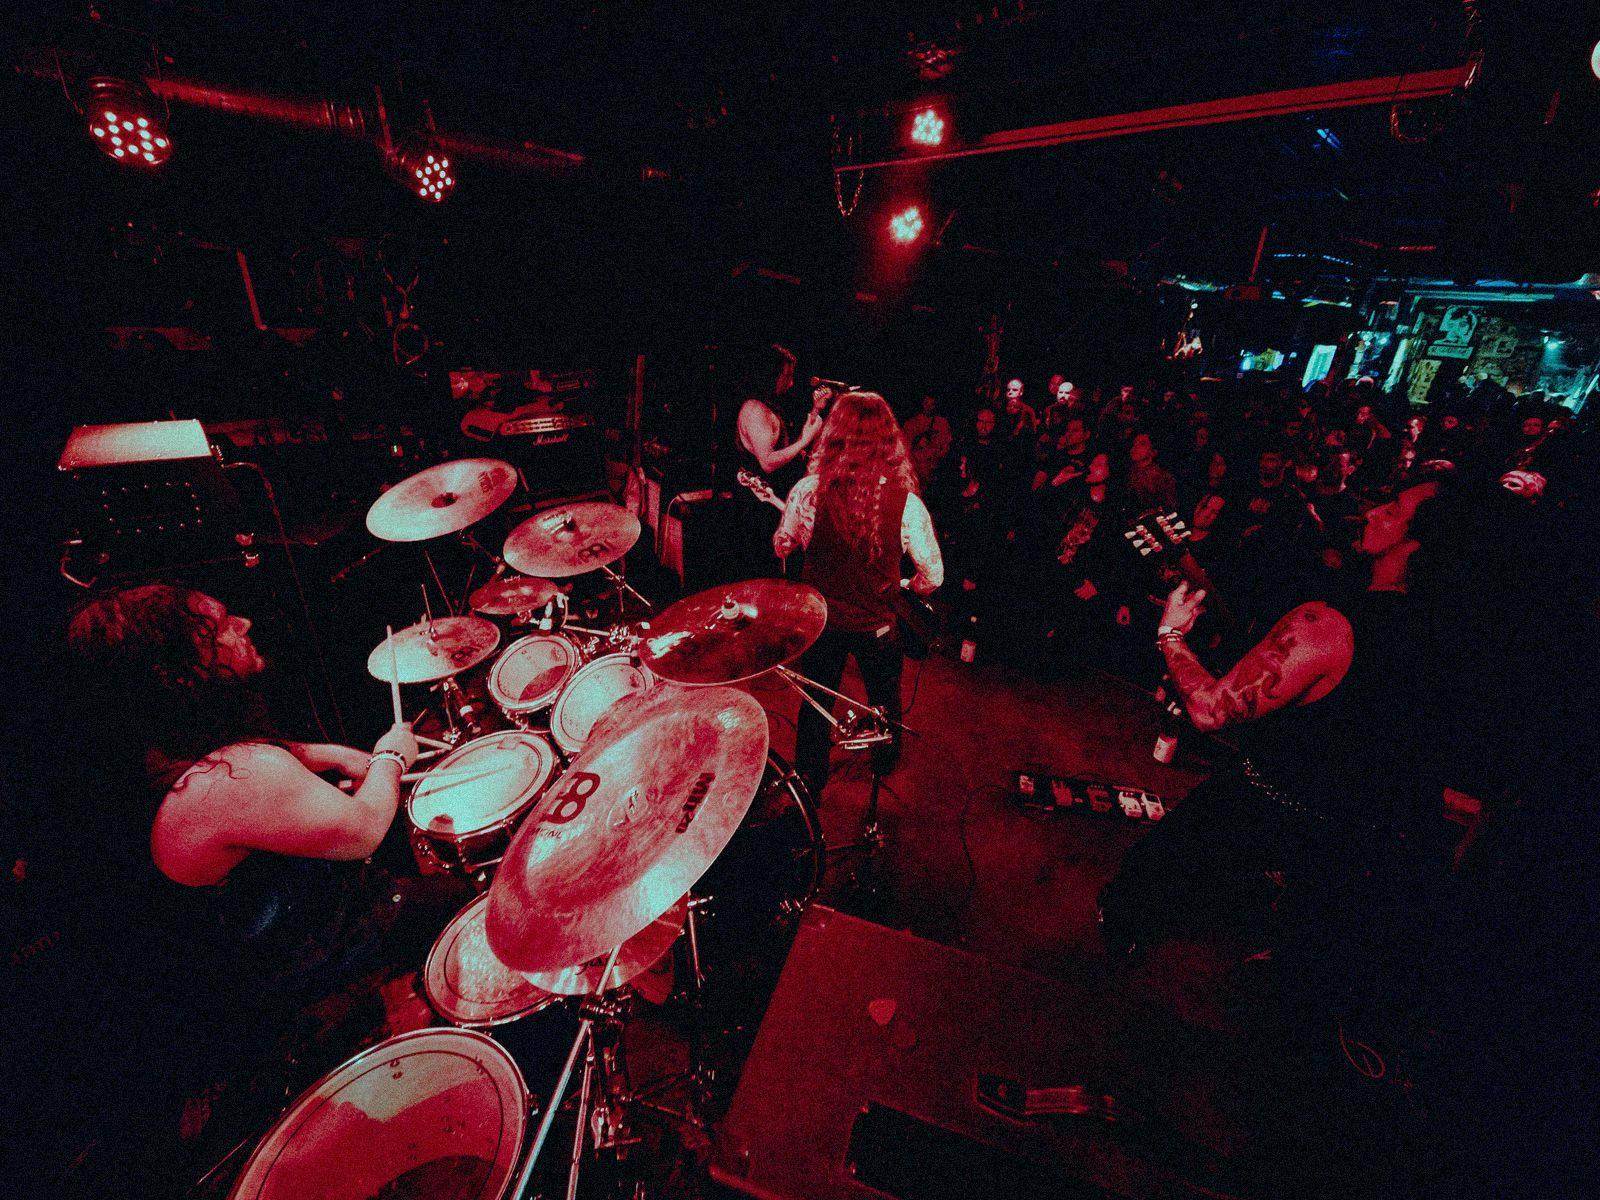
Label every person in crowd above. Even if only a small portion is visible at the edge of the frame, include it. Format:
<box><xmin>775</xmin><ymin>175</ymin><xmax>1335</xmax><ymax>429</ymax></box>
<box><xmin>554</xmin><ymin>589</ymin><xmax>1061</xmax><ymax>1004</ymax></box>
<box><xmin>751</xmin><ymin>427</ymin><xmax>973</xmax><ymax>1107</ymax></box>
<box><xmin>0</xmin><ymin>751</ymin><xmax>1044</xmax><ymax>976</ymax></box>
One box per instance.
<box><xmin>1002</xmin><ymin>376</ymin><xmax>1039</xmax><ymax>447</ymax></box>
<box><xmin>1125</xmin><ymin>430</ymin><xmax>1177</xmax><ymax>513</ymax></box>
<box><xmin>903</xmin><ymin>392</ymin><xmax>953</xmax><ymax>489</ymax></box>
<box><xmin>774</xmin><ymin>391</ymin><xmax>942</xmax><ymax>794</ymax></box>
<box><xmin>1042</xmin><ymin>378</ymin><xmax>1079</xmax><ymax>437</ymax></box>
<box><xmin>1043</xmin><ymin>450</ymin><xmax>1136</xmax><ymax>670</ymax></box>
<box><xmin>1035</xmin><ymin>415</ymin><xmax>1094</xmax><ymax>496</ymax></box>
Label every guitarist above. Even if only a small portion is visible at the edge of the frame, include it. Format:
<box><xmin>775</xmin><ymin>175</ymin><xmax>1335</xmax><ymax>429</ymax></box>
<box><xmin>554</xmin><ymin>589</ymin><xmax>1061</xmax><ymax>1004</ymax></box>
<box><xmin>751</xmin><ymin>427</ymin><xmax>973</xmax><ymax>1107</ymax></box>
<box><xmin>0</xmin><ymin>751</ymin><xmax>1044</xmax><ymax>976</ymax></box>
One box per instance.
<box><xmin>1097</xmin><ymin>481</ymin><xmax>1457</xmax><ymax>991</ymax></box>
<box><xmin>774</xmin><ymin>391</ymin><xmax>942</xmax><ymax>795</ymax></box>
<box><xmin>725</xmin><ymin>345</ymin><xmax>826</xmax><ymax>574</ymax></box>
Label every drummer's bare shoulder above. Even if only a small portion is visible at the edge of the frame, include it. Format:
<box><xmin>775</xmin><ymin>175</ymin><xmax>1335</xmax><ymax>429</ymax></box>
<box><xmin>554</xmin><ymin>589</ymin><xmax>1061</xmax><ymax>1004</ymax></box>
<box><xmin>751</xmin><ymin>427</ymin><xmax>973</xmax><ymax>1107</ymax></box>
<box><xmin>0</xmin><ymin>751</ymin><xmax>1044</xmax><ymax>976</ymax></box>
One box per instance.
<box><xmin>155</xmin><ymin>741</ymin><xmax>391</xmax><ymax>879</ymax></box>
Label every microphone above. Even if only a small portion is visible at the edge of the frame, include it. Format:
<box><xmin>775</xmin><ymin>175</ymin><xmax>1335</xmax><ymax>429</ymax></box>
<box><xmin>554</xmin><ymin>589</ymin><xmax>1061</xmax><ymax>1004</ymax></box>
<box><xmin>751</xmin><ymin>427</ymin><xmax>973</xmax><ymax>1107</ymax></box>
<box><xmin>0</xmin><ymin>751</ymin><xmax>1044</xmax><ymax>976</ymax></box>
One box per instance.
<box><xmin>809</xmin><ymin>375</ymin><xmax>859</xmax><ymax>392</ymax></box>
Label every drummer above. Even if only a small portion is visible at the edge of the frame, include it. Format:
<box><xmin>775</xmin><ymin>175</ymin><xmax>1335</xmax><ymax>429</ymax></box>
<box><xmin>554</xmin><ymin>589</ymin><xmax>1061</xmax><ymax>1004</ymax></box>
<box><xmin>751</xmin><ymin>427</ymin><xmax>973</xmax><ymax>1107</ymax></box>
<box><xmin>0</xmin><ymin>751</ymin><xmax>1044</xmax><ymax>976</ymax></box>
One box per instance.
<box><xmin>66</xmin><ymin>584</ymin><xmax>439</xmax><ymax>1023</ymax></box>
<box><xmin>63</xmin><ymin>582</ymin><xmax>447</xmax><ymax>1183</ymax></box>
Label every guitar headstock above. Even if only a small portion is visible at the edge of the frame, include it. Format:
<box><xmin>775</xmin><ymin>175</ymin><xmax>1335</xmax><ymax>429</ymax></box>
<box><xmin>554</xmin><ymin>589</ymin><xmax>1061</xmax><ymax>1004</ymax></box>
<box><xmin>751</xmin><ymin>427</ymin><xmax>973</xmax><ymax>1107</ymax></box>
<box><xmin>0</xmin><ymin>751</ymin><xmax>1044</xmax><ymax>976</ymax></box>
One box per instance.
<box><xmin>1124</xmin><ymin>510</ymin><xmax>1190</xmax><ymax>557</ymax></box>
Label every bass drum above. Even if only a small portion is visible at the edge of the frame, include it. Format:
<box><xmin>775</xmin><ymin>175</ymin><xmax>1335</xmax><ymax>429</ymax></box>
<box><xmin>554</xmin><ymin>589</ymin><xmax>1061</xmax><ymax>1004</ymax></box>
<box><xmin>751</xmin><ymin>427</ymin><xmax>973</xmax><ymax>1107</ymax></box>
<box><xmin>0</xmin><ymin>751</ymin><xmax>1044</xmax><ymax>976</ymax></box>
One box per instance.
<box><xmin>693</xmin><ymin>752</ymin><xmax>822</xmax><ymax>961</ymax></box>
<box><xmin>228</xmin><ymin>1027</ymin><xmax>529</xmax><ymax>1200</ymax></box>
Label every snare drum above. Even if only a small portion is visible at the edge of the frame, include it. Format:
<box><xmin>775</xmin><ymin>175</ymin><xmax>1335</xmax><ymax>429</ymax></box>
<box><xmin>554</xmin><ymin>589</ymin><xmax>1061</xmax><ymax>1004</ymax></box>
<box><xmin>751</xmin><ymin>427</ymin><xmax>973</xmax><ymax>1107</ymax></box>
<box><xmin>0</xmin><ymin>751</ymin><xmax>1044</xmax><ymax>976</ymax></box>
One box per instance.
<box><xmin>228</xmin><ymin>1027</ymin><xmax>529</xmax><ymax>1200</ymax></box>
<box><xmin>548</xmin><ymin>653</ymin><xmax>653</xmax><ymax>755</ymax></box>
<box><xmin>407</xmin><ymin>731</ymin><xmax>559</xmax><ymax>878</ymax></box>
<box><xmin>425</xmin><ymin>892</ymin><xmax>559</xmax><ymax>1028</ymax></box>
<box><xmin>486</xmin><ymin>632</ymin><xmax>585</xmax><ymax>726</ymax></box>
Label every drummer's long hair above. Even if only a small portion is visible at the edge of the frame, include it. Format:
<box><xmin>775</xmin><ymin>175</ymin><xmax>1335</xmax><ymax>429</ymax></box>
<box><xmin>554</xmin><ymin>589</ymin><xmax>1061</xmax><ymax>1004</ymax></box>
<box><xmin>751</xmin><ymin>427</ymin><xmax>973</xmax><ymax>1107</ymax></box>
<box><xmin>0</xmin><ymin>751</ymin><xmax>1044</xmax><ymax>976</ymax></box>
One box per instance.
<box><xmin>67</xmin><ymin>583</ymin><xmax>276</xmax><ymax>777</ymax></box>
<box><xmin>810</xmin><ymin>391</ymin><xmax>919</xmax><ymax>561</ymax></box>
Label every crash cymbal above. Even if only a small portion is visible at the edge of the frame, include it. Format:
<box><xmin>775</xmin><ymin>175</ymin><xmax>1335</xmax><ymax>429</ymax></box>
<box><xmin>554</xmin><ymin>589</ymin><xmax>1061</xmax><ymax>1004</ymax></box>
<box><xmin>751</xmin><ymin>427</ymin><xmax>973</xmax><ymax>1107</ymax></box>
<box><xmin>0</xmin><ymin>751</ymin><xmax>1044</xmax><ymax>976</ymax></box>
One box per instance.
<box><xmin>523</xmin><ymin>895</ymin><xmax>687</xmax><ymax>996</ymax></box>
<box><xmin>367</xmin><ymin>617</ymin><xmax>502</xmax><ymax>684</ymax></box>
<box><xmin>501</xmin><ymin>502</ymin><xmax>641</xmax><ymax>578</ymax></box>
<box><xmin>366</xmin><ymin>458</ymin><xmax>518</xmax><ymax>542</ymax></box>
<box><xmin>469</xmin><ymin>574</ymin><xmax>560</xmax><ymax>615</ymax></box>
<box><xmin>485</xmin><ymin>686</ymin><xmax>767</xmax><ymax>974</ymax></box>
<box><xmin>638</xmin><ymin>580</ymin><xmax>827</xmax><ymax>686</ymax></box>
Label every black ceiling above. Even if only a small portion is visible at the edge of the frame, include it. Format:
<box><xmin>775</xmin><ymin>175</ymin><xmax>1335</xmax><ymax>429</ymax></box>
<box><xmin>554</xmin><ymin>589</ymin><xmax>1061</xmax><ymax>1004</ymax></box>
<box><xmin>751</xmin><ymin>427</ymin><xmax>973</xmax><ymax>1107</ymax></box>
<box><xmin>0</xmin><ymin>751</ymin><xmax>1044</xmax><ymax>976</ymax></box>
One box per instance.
<box><xmin>9</xmin><ymin>1</ymin><xmax>1600</xmax><ymax>298</ymax></box>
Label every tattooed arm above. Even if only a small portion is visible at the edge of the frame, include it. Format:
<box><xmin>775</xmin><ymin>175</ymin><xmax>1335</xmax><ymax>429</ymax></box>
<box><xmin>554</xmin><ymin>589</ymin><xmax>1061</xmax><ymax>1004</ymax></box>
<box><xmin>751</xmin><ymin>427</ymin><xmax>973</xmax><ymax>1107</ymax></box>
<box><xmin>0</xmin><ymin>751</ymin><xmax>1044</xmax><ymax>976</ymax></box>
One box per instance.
<box><xmin>1158</xmin><ymin>596</ymin><xmax>1353</xmax><ymax>733</ymax></box>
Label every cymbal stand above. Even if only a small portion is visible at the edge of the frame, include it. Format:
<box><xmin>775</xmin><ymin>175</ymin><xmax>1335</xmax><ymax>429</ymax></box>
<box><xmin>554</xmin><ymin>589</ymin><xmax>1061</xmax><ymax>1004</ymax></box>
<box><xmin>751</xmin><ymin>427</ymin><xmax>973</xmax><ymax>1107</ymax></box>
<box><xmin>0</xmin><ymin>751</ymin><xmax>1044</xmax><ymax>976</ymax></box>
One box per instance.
<box><xmin>436</xmin><ymin>675</ymin><xmax>483</xmax><ymax>739</ymax></box>
<box><xmin>632</xmin><ymin>895</ymin><xmax>715</xmax><ymax>1130</ymax></box>
<box><xmin>599</xmin><ymin>561</ymin><xmax>652</xmax><ymax>616</ymax></box>
<box><xmin>508</xmin><ymin>944</ymin><xmax>626</xmax><ymax>1200</ymax></box>
<box><xmin>422</xmin><ymin>550</ymin><xmax>457</xmax><ymax>617</ymax></box>
<box><xmin>773</xmin><ymin>664</ymin><xmax>915</xmax><ymax>891</ymax></box>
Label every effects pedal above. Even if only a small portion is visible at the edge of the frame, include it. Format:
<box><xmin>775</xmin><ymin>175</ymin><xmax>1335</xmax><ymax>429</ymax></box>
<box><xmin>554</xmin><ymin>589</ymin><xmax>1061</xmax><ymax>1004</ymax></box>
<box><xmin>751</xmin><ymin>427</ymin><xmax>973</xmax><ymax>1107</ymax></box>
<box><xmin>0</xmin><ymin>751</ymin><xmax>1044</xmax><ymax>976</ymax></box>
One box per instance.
<box><xmin>1012</xmin><ymin>772</ymin><xmax>1165</xmax><ymax>823</ymax></box>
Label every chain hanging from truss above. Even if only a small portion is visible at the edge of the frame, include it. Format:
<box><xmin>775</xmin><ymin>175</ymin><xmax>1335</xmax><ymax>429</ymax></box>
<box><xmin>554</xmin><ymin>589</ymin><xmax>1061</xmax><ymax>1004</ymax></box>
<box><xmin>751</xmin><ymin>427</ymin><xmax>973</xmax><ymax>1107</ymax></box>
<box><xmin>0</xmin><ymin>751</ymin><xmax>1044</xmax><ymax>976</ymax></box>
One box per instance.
<box><xmin>831</xmin><ymin>118</ymin><xmax>865</xmax><ymax>218</ymax></box>
<box><xmin>1390</xmin><ymin>0</ymin><xmax>1483</xmax><ymax>144</ymax></box>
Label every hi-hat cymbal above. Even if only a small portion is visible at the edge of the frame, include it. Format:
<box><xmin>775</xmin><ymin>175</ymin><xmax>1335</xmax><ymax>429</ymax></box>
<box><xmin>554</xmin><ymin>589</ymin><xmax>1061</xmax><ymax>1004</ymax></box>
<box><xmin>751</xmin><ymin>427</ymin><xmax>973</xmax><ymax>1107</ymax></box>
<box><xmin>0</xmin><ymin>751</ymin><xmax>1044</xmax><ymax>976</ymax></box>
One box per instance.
<box><xmin>366</xmin><ymin>458</ymin><xmax>518</xmax><ymax>542</ymax></box>
<box><xmin>523</xmin><ymin>896</ymin><xmax>687</xmax><ymax>996</ymax></box>
<box><xmin>367</xmin><ymin>617</ymin><xmax>502</xmax><ymax>684</ymax></box>
<box><xmin>502</xmin><ymin>502</ymin><xmax>641</xmax><ymax>578</ymax></box>
<box><xmin>469</xmin><ymin>575</ymin><xmax>560</xmax><ymax>615</ymax></box>
<box><xmin>485</xmin><ymin>686</ymin><xmax>768</xmax><ymax>974</ymax></box>
<box><xmin>638</xmin><ymin>580</ymin><xmax>827</xmax><ymax>686</ymax></box>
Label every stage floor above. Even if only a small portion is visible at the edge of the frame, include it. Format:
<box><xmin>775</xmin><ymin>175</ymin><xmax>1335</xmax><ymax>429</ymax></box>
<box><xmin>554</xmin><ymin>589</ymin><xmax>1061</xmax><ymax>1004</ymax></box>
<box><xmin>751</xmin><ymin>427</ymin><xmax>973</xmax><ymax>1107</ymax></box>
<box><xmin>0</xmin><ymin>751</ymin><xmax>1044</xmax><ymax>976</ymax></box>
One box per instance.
<box><xmin>697</xmin><ymin>647</ymin><xmax>1442</xmax><ymax>1200</ymax></box>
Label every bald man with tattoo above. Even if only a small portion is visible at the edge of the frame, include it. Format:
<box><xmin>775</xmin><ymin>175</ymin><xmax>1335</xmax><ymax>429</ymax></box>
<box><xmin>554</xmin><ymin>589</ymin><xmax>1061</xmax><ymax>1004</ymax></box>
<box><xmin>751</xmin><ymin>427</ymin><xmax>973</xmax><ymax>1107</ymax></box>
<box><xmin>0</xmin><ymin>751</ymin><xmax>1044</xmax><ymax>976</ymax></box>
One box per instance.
<box><xmin>1098</xmin><ymin>481</ymin><xmax>1451</xmax><ymax>961</ymax></box>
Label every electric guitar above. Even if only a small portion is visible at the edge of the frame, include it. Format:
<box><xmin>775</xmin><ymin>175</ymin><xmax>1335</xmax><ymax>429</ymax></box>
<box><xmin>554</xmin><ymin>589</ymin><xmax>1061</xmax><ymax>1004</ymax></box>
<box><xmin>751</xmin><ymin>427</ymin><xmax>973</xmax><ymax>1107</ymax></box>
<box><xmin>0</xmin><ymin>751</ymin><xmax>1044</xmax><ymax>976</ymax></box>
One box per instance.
<box><xmin>736</xmin><ymin>468</ymin><xmax>786</xmax><ymax>512</ymax></box>
<box><xmin>1122</xmin><ymin>509</ymin><xmax>1234</xmax><ymax>636</ymax></box>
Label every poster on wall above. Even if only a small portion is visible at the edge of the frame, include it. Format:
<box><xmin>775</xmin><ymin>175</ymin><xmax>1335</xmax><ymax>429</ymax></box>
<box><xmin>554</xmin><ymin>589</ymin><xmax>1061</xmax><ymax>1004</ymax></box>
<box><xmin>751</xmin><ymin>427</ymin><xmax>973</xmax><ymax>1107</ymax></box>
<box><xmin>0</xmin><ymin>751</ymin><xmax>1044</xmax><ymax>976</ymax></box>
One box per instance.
<box><xmin>1407</xmin><ymin>358</ymin><xmax>1442</xmax><ymax>407</ymax></box>
<box><xmin>1426</xmin><ymin>305</ymin><xmax>1479</xmax><ymax>359</ymax></box>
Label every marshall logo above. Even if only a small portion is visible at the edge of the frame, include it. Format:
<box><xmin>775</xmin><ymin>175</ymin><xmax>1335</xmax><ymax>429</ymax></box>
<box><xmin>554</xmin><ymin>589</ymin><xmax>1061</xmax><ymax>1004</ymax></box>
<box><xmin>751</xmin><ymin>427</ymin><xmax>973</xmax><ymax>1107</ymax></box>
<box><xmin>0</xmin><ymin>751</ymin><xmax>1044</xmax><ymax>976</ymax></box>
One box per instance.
<box><xmin>676</xmin><ymin>772</ymin><xmax>715</xmax><ymax>833</ymax></box>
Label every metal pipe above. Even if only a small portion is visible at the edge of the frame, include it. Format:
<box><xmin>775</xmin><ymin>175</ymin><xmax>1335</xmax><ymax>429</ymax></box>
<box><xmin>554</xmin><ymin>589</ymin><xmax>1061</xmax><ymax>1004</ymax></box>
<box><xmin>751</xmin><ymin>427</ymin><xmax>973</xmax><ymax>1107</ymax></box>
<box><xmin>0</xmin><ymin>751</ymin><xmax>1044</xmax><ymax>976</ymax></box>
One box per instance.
<box><xmin>836</xmin><ymin>66</ymin><xmax>1473</xmax><ymax>174</ymax></box>
<box><xmin>15</xmin><ymin>53</ymin><xmax>611</xmax><ymax>178</ymax></box>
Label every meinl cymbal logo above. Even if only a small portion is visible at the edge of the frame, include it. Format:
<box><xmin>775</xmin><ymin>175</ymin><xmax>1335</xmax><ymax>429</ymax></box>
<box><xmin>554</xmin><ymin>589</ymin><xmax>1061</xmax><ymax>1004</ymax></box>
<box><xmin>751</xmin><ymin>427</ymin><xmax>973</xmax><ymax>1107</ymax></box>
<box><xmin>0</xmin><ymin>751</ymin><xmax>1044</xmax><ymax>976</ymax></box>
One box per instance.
<box><xmin>677</xmin><ymin>772</ymin><xmax>715</xmax><ymax>833</ymax></box>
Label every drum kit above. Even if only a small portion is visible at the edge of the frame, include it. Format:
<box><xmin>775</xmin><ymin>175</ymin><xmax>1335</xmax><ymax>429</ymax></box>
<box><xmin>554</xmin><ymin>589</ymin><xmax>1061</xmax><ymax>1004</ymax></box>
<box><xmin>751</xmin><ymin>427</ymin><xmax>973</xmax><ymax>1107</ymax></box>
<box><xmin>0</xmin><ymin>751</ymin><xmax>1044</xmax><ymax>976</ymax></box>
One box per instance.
<box><xmin>228</xmin><ymin>456</ymin><xmax>905</xmax><ymax>1200</ymax></box>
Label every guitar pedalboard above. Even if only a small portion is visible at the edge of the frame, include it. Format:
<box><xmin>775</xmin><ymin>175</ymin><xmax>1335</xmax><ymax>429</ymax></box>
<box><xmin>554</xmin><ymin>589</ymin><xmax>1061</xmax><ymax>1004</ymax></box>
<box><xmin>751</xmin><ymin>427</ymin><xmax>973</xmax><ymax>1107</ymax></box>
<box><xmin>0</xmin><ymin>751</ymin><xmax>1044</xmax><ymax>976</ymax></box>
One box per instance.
<box><xmin>1014</xmin><ymin>768</ymin><xmax>1166</xmax><ymax>823</ymax></box>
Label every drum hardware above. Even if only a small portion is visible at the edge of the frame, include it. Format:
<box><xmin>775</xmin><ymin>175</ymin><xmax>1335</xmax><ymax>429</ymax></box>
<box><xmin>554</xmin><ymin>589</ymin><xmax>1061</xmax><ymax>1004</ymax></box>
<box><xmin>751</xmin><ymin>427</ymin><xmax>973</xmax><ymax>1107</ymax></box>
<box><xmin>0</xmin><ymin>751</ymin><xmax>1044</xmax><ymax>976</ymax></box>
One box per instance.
<box><xmin>597</xmin><ymin>559</ymin><xmax>653</xmax><ymax>617</ymax></box>
<box><xmin>770</xmin><ymin>666</ymin><xmax>914</xmax><ymax>898</ymax></box>
<box><xmin>505</xmin><ymin>944</ymin><xmax>627</xmax><ymax>1200</ymax></box>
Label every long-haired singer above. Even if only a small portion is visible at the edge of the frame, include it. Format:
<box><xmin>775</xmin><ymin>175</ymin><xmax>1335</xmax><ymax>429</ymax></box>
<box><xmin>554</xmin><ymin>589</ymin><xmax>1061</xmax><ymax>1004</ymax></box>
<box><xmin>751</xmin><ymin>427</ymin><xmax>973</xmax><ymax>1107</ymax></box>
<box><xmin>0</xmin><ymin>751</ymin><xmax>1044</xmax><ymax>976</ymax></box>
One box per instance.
<box><xmin>774</xmin><ymin>391</ymin><xmax>943</xmax><ymax>793</ymax></box>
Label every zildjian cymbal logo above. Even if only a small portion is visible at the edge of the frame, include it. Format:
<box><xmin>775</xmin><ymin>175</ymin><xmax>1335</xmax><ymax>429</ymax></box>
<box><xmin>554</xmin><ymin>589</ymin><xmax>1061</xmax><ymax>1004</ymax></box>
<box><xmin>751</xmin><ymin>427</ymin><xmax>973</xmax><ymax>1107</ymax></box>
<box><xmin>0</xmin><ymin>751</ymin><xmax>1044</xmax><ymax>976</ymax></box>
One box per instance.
<box><xmin>677</xmin><ymin>772</ymin><xmax>715</xmax><ymax>833</ymax></box>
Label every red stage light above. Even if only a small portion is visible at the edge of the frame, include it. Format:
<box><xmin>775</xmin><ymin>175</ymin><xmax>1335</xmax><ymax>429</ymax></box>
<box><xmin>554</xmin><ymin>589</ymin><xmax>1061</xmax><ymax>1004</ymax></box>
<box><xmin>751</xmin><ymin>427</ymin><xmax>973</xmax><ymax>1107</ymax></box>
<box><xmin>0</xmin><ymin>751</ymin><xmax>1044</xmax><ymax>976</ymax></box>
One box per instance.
<box><xmin>82</xmin><ymin>79</ymin><xmax>172</xmax><ymax>167</ymax></box>
<box><xmin>388</xmin><ymin>137</ymin><xmax>456</xmax><ymax>204</ymax></box>
<box><xmin>889</xmin><ymin>205</ymin><xmax>925</xmax><ymax>244</ymax></box>
<box><xmin>909</xmin><ymin>108</ymin><xmax>945</xmax><ymax>146</ymax></box>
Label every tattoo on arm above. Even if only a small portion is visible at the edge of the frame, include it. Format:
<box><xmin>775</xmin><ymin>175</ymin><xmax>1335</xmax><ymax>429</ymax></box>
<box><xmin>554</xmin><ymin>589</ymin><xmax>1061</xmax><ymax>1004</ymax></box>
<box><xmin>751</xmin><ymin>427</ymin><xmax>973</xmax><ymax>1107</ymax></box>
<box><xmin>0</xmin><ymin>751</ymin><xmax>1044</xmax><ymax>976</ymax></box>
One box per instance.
<box><xmin>1162</xmin><ymin>603</ymin><xmax>1348</xmax><ymax>732</ymax></box>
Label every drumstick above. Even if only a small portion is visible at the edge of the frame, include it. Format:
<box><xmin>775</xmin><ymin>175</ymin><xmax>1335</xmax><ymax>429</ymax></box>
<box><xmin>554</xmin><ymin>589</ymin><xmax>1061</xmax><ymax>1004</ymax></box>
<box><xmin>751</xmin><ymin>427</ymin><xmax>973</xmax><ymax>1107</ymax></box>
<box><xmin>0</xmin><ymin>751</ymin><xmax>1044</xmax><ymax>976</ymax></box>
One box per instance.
<box><xmin>339</xmin><ymin>763</ymin><xmax>507</xmax><ymax>789</ymax></box>
<box><xmin>415</xmin><ymin>733</ymin><xmax>454</xmax><ymax>751</ymax></box>
<box><xmin>386</xmin><ymin>625</ymin><xmax>404</xmax><ymax>725</ymax></box>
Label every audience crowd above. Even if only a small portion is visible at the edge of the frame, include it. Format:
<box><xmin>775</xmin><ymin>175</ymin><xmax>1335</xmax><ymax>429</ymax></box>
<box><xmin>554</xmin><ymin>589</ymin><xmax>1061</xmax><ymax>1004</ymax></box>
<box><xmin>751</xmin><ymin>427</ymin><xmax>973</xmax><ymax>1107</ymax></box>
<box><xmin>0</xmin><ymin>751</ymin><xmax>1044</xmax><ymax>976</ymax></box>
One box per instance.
<box><xmin>906</xmin><ymin>371</ymin><xmax>1594</xmax><ymax>686</ymax></box>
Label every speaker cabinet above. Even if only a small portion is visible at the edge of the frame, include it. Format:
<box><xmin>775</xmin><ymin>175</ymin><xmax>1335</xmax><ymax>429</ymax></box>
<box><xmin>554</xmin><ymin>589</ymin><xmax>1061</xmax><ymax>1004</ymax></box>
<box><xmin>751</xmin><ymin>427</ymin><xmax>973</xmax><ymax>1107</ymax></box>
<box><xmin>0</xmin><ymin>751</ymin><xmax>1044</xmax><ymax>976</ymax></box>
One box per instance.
<box><xmin>711</xmin><ymin>906</ymin><xmax>1246</xmax><ymax>1200</ymax></box>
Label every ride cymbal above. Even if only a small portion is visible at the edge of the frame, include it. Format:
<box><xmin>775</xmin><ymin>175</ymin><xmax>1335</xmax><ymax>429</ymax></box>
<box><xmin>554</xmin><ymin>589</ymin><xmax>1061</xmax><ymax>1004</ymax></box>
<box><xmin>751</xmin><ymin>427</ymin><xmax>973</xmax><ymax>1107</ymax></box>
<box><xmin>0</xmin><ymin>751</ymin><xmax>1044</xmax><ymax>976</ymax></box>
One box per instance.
<box><xmin>502</xmin><ymin>502</ymin><xmax>640</xmax><ymax>578</ymax></box>
<box><xmin>366</xmin><ymin>458</ymin><xmax>518</xmax><ymax>542</ymax></box>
